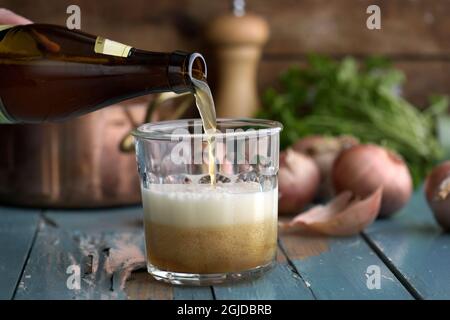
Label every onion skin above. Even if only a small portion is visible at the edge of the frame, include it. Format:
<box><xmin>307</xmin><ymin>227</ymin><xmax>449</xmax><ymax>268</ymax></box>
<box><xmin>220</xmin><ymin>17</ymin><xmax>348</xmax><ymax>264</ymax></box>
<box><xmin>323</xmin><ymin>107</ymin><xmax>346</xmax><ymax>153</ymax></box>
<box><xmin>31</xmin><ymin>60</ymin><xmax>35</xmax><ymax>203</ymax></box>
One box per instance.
<box><xmin>424</xmin><ymin>161</ymin><xmax>450</xmax><ymax>230</ymax></box>
<box><xmin>332</xmin><ymin>144</ymin><xmax>413</xmax><ymax>217</ymax></box>
<box><xmin>278</xmin><ymin>149</ymin><xmax>320</xmax><ymax>215</ymax></box>
<box><xmin>279</xmin><ymin>187</ymin><xmax>382</xmax><ymax>236</ymax></box>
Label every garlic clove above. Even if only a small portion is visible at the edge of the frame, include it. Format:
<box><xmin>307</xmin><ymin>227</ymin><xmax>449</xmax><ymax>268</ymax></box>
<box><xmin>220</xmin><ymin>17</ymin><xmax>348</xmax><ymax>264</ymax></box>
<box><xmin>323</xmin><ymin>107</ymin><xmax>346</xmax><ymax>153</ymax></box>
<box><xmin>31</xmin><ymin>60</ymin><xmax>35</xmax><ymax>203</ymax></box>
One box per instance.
<box><xmin>279</xmin><ymin>187</ymin><xmax>383</xmax><ymax>236</ymax></box>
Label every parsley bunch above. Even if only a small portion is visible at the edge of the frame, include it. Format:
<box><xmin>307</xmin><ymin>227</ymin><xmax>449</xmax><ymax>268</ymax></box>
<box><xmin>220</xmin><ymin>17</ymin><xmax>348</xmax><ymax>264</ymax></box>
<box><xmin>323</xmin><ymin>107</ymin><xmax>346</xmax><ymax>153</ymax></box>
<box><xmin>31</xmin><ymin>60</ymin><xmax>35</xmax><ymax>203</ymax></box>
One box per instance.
<box><xmin>259</xmin><ymin>55</ymin><xmax>448</xmax><ymax>185</ymax></box>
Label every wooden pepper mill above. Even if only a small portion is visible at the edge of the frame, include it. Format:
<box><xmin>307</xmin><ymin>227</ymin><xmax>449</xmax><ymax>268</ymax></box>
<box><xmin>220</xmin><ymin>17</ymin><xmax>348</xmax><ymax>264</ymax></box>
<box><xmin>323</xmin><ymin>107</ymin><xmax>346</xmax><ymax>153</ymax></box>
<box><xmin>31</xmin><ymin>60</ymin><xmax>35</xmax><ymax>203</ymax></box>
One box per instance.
<box><xmin>207</xmin><ymin>0</ymin><xmax>269</xmax><ymax>118</ymax></box>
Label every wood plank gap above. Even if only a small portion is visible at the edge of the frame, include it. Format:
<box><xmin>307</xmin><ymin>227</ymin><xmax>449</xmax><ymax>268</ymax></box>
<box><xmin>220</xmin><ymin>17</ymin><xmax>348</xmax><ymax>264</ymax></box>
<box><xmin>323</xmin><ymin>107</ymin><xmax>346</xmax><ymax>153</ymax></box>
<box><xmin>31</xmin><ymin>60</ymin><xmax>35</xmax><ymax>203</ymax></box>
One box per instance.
<box><xmin>360</xmin><ymin>232</ymin><xmax>423</xmax><ymax>300</ymax></box>
<box><xmin>11</xmin><ymin>210</ymin><xmax>42</xmax><ymax>300</ymax></box>
<box><xmin>210</xmin><ymin>286</ymin><xmax>216</xmax><ymax>300</ymax></box>
<box><xmin>276</xmin><ymin>238</ymin><xmax>318</xmax><ymax>300</ymax></box>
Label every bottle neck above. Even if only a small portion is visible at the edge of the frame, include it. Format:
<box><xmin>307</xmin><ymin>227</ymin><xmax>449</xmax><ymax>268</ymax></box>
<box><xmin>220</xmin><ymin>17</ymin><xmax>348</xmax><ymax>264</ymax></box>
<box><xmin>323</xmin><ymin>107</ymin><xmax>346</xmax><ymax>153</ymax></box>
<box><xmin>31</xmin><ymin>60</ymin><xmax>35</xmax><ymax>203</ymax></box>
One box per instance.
<box><xmin>130</xmin><ymin>50</ymin><xmax>207</xmax><ymax>94</ymax></box>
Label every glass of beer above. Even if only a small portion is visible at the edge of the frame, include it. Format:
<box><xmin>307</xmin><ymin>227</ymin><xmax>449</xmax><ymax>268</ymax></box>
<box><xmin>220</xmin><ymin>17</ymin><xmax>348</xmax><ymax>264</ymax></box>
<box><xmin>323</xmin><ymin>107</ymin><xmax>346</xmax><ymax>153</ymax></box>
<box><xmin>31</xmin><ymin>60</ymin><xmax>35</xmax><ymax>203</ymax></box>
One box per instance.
<box><xmin>133</xmin><ymin>119</ymin><xmax>282</xmax><ymax>285</ymax></box>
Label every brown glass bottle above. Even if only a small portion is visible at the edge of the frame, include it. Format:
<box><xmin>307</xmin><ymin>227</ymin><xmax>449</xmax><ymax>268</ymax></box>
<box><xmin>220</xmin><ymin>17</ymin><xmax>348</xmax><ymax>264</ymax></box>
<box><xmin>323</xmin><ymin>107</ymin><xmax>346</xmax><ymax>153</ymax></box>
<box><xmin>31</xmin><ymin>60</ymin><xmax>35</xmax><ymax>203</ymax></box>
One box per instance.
<box><xmin>0</xmin><ymin>24</ymin><xmax>207</xmax><ymax>123</ymax></box>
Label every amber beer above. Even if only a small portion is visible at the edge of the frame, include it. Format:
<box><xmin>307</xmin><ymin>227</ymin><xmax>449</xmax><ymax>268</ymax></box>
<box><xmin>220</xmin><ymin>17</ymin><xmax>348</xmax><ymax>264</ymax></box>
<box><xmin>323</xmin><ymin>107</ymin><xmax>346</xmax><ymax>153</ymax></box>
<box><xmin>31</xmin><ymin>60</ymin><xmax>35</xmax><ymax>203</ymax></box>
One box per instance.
<box><xmin>142</xmin><ymin>183</ymin><xmax>278</xmax><ymax>274</ymax></box>
<box><xmin>0</xmin><ymin>24</ymin><xmax>206</xmax><ymax>123</ymax></box>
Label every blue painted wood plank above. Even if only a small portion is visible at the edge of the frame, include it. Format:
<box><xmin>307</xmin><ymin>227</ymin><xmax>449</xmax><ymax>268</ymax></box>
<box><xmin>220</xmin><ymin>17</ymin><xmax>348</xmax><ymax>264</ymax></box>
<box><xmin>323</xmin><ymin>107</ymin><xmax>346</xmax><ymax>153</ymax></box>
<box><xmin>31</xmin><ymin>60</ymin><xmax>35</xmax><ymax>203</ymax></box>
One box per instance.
<box><xmin>14</xmin><ymin>223</ymin><xmax>127</xmax><ymax>299</ymax></box>
<box><xmin>43</xmin><ymin>206</ymin><xmax>144</xmax><ymax>231</ymax></box>
<box><xmin>49</xmin><ymin>208</ymin><xmax>213</xmax><ymax>299</ymax></box>
<box><xmin>124</xmin><ymin>270</ymin><xmax>173</xmax><ymax>299</ymax></box>
<box><xmin>0</xmin><ymin>207</ymin><xmax>40</xmax><ymax>300</ymax></box>
<box><xmin>173</xmin><ymin>287</ymin><xmax>214</xmax><ymax>300</ymax></box>
<box><xmin>364</xmin><ymin>187</ymin><xmax>450</xmax><ymax>299</ymax></box>
<box><xmin>15</xmin><ymin>208</ymin><xmax>145</xmax><ymax>299</ymax></box>
<box><xmin>15</xmin><ymin>208</ymin><xmax>213</xmax><ymax>300</ymax></box>
<box><xmin>279</xmin><ymin>230</ymin><xmax>413</xmax><ymax>300</ymax></box>
<box><xmin>124</xmin><ymin>269</ymin><xmax>213</xmax><ymax>300</ymax></box>
<box><xmin>213</xmin><ymin>249</ymin><xmax>315</xmax><ymax>300</ymax></box>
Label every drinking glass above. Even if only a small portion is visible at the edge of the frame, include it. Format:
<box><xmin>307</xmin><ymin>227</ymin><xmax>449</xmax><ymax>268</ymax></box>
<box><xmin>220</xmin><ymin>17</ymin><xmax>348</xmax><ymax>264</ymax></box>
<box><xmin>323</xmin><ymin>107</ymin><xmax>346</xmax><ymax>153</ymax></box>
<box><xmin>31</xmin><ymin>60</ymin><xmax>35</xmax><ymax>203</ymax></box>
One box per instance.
<box><xmin>133</xmin><ymin>118</ymin><xmax>282</xmax><ymax>285</ymax></box>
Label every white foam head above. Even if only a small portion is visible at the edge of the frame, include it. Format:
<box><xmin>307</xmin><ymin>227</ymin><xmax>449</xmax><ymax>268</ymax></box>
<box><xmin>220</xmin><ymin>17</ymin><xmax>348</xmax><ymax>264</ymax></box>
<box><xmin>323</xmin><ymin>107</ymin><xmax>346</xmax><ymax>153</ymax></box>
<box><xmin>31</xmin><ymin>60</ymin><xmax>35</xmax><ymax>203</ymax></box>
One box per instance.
<box><xmin>142</xmin><ymin>182</ymin><xmax>278</xmax><ymax>227</ymax></box>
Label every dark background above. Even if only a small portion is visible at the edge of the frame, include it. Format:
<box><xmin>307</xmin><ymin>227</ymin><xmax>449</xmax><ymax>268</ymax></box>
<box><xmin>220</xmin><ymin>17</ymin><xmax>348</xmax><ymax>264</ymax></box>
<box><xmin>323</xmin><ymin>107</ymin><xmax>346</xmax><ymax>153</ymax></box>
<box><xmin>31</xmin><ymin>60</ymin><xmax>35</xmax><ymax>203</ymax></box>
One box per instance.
<box><xmin>2</xmin><ymin>0</ymin><xmax>449</xmax><ymax>107</ymax></box>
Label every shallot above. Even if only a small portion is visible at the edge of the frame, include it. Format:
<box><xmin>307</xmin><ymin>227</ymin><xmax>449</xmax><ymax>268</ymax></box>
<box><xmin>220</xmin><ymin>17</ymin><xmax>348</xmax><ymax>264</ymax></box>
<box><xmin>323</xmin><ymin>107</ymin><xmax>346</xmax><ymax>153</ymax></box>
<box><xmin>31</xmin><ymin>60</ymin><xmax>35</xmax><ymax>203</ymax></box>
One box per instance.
<box><xmin>332</xmin><ymin>144</ymin><xmax>412</xmax><ymax>217</ymax></box>
<box><xmin>424</xmin><ymin>161</ymin><xmax>450</xmax><ymax>230</ymax></box>
<box><xmin>278</xmin><ymin>149</ymin><xmax>320</xmax><ymax>215</ymax></box>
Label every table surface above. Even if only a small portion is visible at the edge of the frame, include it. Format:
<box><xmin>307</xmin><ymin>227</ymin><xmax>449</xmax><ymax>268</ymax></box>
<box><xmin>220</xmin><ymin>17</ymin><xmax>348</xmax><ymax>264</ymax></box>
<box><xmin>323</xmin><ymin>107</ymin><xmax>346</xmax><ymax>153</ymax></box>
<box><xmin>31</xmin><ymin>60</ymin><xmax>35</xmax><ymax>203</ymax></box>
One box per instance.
<box><xmin>0</xmin><ymin>185</ymin><xmax>449</xmax><ymax>300</ymax></box>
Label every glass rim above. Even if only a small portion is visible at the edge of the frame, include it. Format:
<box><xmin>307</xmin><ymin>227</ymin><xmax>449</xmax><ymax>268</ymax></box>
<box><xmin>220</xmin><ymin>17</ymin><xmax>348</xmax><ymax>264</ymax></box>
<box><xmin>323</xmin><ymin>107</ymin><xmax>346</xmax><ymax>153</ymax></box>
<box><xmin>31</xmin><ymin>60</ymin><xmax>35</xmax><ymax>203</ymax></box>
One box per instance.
<box><xmin>132</xmin><ymin>118</ymin><xmax>283</xmax><ymax>141</ymax></box>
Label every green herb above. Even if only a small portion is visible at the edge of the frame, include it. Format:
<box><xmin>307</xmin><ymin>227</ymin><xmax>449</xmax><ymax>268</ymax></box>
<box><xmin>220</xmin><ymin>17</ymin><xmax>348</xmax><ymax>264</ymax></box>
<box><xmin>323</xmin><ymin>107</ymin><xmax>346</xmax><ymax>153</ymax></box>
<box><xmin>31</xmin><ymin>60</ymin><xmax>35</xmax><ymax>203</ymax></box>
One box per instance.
<box><xmin>259</xmin><ymin>55</ymin><xmax>448</xmax><ymax>185</ymax></box>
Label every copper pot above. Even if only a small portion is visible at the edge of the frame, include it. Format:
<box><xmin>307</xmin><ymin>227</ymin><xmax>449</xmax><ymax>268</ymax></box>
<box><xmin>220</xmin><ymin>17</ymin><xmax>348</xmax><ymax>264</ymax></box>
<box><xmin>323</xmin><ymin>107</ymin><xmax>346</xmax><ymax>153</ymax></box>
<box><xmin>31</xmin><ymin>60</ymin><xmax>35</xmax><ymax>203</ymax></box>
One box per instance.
<box><xmin>0</xmin><ymin>93</ymin><xmax>194</xmax><ymax>208</ymax></box>
<box><xmin>0</xmin><ymin>99</ymin><xmax>148</xmax><ymax>208</ymax></box>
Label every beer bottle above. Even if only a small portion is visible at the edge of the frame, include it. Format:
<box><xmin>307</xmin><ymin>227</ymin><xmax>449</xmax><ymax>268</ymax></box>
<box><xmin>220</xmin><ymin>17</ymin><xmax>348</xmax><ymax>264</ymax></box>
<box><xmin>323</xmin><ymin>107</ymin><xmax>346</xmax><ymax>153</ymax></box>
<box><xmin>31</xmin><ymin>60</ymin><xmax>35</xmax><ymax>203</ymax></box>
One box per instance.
<box><xmin>0</xmin><ymin>24</ymin><xmax>206</xmax><ymax>123</ymax></box>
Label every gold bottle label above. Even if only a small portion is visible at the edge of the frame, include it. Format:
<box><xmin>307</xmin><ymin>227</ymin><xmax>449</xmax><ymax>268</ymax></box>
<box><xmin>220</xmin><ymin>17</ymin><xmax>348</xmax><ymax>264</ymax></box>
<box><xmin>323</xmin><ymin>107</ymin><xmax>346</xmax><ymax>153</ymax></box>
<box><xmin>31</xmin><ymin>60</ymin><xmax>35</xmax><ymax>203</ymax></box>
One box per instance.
<box><xmin>0</xmin><ymin>25</ymin><xmax>14</xmax><ymax>32</ymax></box>
<box><xmin>94</xmin><ymin>36</ymin><xmax>132</xmax><ymax>58</ymax></box>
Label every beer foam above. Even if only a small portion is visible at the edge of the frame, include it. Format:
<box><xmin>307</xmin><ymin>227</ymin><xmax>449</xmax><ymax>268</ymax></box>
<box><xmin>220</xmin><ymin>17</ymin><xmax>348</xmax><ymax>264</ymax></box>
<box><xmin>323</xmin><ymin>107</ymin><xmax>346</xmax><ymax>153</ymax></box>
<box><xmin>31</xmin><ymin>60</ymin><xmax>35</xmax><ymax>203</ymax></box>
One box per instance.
<box><xmin>142</xmin><ymin>182</ymin><xmax>278</xmax><ymax>227</ymax></box>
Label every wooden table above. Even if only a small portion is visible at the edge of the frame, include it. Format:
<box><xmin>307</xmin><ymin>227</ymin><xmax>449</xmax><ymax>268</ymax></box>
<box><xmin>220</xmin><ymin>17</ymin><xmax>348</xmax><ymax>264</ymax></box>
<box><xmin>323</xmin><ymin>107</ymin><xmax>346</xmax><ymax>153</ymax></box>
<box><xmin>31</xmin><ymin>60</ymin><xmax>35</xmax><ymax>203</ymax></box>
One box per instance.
<box><xmin>0</xmin><ymin>186</ymin><xmax>449</xmax><ymax>300</ymax></box>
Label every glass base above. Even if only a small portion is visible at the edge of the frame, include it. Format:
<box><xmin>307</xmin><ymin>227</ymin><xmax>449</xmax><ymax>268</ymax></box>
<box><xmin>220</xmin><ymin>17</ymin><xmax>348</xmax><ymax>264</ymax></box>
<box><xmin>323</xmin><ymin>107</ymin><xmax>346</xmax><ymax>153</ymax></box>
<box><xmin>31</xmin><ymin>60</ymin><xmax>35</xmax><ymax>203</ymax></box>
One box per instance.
<box><xmin>147</xmin><ymin>260</ymin><xmax>275</xmax><ymax>286</ymax></box>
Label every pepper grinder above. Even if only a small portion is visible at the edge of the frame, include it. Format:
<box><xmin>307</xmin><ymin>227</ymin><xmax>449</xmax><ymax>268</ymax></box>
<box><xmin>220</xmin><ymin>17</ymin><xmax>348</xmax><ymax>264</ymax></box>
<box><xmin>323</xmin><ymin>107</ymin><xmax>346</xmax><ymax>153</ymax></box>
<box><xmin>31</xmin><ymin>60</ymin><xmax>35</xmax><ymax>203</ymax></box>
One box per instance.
<box><xmin>207</xmin><ymin>0</ymin><xmax>269</xmax><ymax>118</ymax></box>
